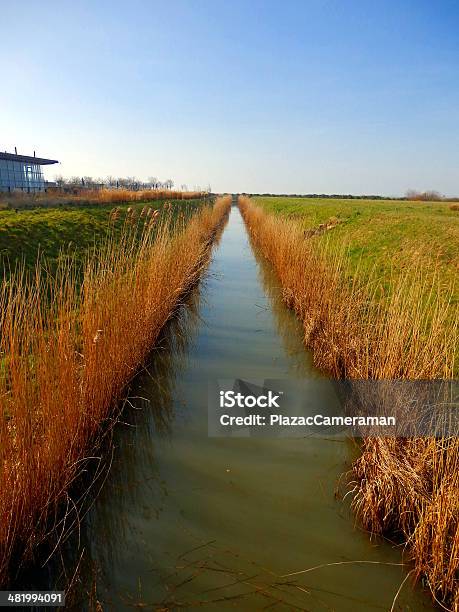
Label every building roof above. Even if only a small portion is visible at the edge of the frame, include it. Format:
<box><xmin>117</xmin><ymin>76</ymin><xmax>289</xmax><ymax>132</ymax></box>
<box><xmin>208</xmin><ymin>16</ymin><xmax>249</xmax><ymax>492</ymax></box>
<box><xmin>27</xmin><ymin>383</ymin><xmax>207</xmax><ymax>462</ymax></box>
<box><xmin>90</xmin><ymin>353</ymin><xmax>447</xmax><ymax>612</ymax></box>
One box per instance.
<box><xmin>0</xmin><ymin>152</ymin><xmax>58</xmax><ymax>165</ymax></box>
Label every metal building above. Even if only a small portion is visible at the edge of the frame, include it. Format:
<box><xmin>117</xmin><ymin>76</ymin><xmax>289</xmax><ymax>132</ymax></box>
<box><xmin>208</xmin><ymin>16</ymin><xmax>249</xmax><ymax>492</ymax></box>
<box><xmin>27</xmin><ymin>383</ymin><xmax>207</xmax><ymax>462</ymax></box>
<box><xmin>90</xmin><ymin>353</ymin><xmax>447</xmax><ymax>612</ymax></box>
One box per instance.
<box><xmin>0</xmin><ymin>150</ymin><xmax>59</xmax><ymax>193</ymax></box>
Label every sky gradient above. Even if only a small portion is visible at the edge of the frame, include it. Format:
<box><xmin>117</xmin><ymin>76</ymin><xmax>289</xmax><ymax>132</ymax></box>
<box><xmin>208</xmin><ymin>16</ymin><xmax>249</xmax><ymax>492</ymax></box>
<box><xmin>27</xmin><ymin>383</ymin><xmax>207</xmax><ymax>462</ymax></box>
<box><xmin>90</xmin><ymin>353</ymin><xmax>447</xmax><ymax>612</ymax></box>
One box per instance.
<box><xmin>2</xmin><ymin>0</ymin><xmax>459</xmax><ymax>195</ymax></box>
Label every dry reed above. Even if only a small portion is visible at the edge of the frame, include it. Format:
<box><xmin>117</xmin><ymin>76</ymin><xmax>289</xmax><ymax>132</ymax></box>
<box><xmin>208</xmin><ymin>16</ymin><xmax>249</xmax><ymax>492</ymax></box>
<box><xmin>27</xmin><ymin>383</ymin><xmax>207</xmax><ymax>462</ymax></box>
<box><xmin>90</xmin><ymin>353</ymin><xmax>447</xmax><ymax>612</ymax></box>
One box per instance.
<box><xmin>0</xmin><ymin>196</ymin><xmax>230</xmax><ymax>583</ymax></box>
<box><xmin>239</xmin><ymin>196</ymin><xmax>459</xmax><ymax>609</ymax></box>
<box><xmin>0</xmin><ymin>188</ymin><xmax>206</xmax><ymax>210</ymax></box>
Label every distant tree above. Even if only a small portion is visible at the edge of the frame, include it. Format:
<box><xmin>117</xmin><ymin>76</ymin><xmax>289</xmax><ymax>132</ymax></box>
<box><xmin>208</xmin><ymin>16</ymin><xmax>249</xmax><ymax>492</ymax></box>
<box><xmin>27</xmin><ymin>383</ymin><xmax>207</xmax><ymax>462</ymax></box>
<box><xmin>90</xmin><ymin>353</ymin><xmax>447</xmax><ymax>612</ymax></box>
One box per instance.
<box><xmin>126</xmin><ymin>176</ymin><xmax>138</xmax><ymax>190</ymax></box>
<box><xmin>424</xmin><ymin>190</ymin><xmax>442</xmax><ymax>201</ymax></box>
<box><xmin>406</xmin><ymin>189</ymin><xmax>421</xmax><ymax>200</ymax></box>
<box><xmin>148</xmin><ymin>176</ymin><xmax>158</xmax><ymax>189</ymax></box>
<box><xmin>82</xmin><ymin>176</ymin><xmax>95</xmax><ymax>188</ymax></box>
<box><xmin>406</xmin><ymin>189</ymin><xmax>442</xmax><ymax>201</ymax></box>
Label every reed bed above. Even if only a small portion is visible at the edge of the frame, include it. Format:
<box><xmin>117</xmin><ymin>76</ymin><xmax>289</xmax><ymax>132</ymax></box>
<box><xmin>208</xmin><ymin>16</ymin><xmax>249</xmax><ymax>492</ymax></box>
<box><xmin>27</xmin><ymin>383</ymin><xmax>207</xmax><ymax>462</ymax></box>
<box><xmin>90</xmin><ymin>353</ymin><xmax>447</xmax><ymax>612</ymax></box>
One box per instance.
<box><xmin>0</xmin><ymin>195</ymin><xmax>230</xmax><ymax>583</ymax></box>
<box><xmin>85</xmin><ymin>188</ymin><xmax>205</xmax><ymax>204</ymax></box>
<box><xmin>0</xmin><ymin>188</ymin><xmax>206</xmax><ymax>210</ymax></box>
<box><xmin>239</xmin><ymin>196</ymin><xmax>459</xmax><ymax>609</ymax></box>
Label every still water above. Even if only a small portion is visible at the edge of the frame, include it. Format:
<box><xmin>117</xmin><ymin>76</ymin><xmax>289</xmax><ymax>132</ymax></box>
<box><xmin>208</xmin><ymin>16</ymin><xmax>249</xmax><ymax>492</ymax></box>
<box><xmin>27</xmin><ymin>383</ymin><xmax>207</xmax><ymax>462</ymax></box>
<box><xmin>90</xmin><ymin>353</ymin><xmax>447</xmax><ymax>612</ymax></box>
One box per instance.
<box><xmin>60</xmin><ymin>205</ymin><xmax>435</xmax><ymax>610</ymax></box>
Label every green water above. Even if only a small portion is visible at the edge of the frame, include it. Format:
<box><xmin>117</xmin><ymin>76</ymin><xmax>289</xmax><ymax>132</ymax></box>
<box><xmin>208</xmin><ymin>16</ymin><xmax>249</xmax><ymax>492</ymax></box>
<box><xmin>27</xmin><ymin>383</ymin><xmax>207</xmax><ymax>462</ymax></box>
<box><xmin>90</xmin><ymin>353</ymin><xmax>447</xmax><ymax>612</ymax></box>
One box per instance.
<box><xmin>46</xmin><ymin>204</ymin><xmax>436</xmax><ymax>610</ymax></box>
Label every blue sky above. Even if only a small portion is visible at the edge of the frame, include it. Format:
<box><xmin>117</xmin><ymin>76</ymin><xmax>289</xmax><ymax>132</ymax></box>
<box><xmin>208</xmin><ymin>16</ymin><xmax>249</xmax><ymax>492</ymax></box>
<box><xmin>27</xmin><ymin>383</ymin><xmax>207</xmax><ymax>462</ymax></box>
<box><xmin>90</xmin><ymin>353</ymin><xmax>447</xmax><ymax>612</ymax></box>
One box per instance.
<box><xmin>1</xmin><ymin>0</ymin><xmax>458</xmax><ymax>195</ymax></box>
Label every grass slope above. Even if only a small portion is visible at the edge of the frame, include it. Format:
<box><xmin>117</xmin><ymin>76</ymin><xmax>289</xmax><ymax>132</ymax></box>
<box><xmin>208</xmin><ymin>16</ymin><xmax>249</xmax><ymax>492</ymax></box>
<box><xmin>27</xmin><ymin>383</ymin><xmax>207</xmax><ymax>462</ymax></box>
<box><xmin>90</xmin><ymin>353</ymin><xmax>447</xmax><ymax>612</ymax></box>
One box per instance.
<box><xmin>254</xmin><ymin>197</ymin><xmax>459</xmax><ymax>300</ymax></box>
<box><xmin>0</xmin><ymin>199</ymin><xmax>204</xmax><ymax>274</ymax></box>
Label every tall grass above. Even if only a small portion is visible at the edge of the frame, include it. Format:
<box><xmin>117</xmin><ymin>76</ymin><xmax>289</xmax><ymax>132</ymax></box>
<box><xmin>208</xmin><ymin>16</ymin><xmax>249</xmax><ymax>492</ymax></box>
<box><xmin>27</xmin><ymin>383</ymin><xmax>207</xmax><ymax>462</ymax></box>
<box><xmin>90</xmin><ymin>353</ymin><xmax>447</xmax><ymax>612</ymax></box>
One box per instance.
<box><xmin>0</xmin><ymin>196</ymin><xmax>230</xmax><ymax>583</ymax></box>
<box><xmin>0</xmin><ymin>188</ymin><xmax>206</xmax><ymax>210</ymax></box>
<box><xmin>239</xmin><ymin>196</ymin><xmax>459</xmax><ymax>608</ymax></box>
<box><xmin>85</xmin><ymin>188</ymin><xmax>205</xmax><ymax>204</ymax></box>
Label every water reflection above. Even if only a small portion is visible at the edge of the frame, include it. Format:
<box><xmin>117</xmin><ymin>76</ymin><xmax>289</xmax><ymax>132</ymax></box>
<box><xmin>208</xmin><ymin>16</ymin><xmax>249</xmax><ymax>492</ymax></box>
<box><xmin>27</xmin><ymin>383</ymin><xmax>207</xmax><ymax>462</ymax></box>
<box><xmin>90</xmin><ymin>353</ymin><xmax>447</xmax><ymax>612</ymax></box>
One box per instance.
<box><xmin>249</xmin><ymin>236</ymin><xmax>320</xmax><ymax>378</ymax></box>
<box><xmin>72</xmin><ymin>289</ymin><xmax>204</xmax><ymax>608</ymax></box>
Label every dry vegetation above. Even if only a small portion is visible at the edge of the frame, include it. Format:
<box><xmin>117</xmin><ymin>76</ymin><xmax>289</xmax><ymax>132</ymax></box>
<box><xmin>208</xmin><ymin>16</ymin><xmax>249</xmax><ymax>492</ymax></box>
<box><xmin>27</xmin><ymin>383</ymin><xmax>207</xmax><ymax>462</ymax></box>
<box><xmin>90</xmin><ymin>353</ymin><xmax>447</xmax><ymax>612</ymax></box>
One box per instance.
<box><xmin>0</xmin><ymin>196</ymin><xmax>230</xmax><ymax>583</ymax></box>
<box><xmin>404</xmin><ymin>189</ymin><xmax>459</xmax><ymax>202</ymax></box>
<box><xmin>239</xmin><ymin>196</ymin><xmax>459</xmax><ymax>609</ymax></box>
<box><xmin>0</xmin><ymin>188</ymin><xmax>206</xmax><ymax>210</ymax></box>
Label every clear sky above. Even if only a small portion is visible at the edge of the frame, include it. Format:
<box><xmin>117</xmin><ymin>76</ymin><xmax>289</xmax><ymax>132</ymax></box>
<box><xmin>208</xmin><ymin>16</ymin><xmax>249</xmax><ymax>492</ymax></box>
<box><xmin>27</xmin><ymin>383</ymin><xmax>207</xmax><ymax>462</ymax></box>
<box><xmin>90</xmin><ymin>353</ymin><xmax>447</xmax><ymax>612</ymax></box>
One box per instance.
<box><xmin>2</xmin><ymin>0</ymin><xmax>458</xmax><ymax>195</ymax></box>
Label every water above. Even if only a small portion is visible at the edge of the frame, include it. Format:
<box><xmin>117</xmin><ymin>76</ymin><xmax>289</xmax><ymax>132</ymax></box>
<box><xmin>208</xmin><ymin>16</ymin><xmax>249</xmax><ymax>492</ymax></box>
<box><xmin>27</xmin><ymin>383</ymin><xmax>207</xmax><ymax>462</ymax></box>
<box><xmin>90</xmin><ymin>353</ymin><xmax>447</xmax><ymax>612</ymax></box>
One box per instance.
<box><xmin>40</xmin><ymin>205</ymin><xmax>436</xmax><ymax>610</ymax></box>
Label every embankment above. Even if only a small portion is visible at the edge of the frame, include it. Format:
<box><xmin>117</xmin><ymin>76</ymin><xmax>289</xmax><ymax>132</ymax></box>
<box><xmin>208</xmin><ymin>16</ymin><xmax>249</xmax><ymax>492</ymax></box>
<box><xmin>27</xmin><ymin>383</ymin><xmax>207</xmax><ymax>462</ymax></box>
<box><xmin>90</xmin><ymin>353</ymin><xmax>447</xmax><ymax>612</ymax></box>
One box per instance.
<box><xmin>238</xmin><ymin>195</ymin><xmax>459</xmax><ymax>609</ymax></box>
<box><xmin>0</xmin><ymin>196</ymin><xmax>230</xmax><ymax>584</ymax></box>
<box><xmin>0</xmin><ymin>198</ymin><xmax>205</xmax><ymax>275</ymax></box>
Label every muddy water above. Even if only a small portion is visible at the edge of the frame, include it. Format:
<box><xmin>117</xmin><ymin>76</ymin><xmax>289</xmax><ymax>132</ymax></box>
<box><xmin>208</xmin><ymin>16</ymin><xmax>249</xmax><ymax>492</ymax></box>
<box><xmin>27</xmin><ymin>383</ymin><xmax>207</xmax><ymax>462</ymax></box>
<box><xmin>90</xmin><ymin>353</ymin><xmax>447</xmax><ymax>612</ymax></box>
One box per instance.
<box><xmin>61</xmin><ymin>204</ymin><xmax>435</xmax><ymax>610</ymax></box>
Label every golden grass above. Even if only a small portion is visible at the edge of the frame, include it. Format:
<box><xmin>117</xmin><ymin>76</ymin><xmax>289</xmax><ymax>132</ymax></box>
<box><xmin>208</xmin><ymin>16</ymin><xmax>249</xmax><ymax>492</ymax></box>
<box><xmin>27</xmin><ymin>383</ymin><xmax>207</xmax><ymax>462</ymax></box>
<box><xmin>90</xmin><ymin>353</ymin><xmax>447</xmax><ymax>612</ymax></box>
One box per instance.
<box><xmin>0</xmin><ymin>188</ymin><xmax>205</xmax><ymax>209</ymax></box>
<box><xmin>239</xmin><ymin>195</ymin><xmax>459</xmax><ymax>609</ymax></box>
<box><xmin>86</xmin><ymin>188</ymin><xmax>205</xmax><ymax>204</ymax></box>
<box><xmin>0</xmin><ymin>196</ymin><xmax>230</xmax><ymax>583</ymax></box>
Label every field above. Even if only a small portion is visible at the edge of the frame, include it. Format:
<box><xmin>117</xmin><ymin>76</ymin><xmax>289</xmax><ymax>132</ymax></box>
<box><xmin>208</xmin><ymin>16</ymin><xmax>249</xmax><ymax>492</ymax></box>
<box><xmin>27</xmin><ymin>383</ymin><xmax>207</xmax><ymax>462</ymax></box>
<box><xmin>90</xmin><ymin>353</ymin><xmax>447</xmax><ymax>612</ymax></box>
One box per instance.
<box><xmin>240</xmin><ymin>195</ymin><xmax>459</xmax><ymax>608</ymax></box>
<box><xmin>253</xmin><ymin>196</ymin><xmax>459</xmax><ymax>300</ymax></box>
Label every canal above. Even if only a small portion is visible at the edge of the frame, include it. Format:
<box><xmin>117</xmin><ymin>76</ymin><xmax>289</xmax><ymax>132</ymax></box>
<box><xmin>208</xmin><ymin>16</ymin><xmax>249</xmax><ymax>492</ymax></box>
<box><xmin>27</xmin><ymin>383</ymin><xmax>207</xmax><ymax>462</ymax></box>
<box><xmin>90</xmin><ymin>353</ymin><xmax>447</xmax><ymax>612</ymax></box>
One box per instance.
<box><xmin>29</xmin><ymin>201</ymin><xmax>436</xmax><ymax>610</ymax></box>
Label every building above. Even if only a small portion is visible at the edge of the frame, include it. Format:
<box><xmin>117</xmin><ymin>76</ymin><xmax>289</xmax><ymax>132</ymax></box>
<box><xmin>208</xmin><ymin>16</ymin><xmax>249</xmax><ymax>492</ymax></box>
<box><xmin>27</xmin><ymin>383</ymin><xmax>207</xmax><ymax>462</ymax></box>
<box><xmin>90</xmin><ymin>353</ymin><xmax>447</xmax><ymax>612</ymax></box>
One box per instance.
<box><xmin>0</xmin><ymin>149</ymin><xmax>59</xmax><ymax>193</ymax></box>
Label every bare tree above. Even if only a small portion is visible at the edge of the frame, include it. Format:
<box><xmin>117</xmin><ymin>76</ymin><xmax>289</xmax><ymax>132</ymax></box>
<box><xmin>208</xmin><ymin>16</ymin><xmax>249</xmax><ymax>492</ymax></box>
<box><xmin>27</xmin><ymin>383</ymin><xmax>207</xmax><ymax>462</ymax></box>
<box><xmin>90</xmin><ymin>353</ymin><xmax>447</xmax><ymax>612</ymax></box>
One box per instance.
<box><xmin>125</xmin><ymin>176</ymin><xmax>138</xmax><ymax>190</ymax></box>
<box><xmin>148</xmin><ymin>176</ymin><xmax>158</xmax><ymax>189</ymax></box>
<box><xmin>406</xmin><ymin>189</ymin><xmax>442</xmax><ymax>201</ymax></box>
<box><xmin>424</xmin><ymin>190</ymin><xmax>442</xmax><ymax>201</ymax></box>
<box><xmin>405</xmin><ymin>189</ymin><xmax>420</xmax><ymax>200</ymax></box>
<box><xmin>81</xmin><ymin>176</ymin><xmax>95</xmax><ymax>188</ymax></box>
<box><xmin>51</xmin><ymin>174</ymin><xmax>180</xmax><ymax>192</ymax></box>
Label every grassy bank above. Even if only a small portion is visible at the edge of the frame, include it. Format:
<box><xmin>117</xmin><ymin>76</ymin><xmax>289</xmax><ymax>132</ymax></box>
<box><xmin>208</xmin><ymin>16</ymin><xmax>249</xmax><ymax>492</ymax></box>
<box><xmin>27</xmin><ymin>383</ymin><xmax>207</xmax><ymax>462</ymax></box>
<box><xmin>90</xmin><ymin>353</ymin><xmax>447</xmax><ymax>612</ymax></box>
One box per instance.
<box><xmin>0</xmin><ymin>198</ymin><xmax>205</xmax><ymax>275</ymax></box>
<box><xmin>253</xmin><ymin>196</ymin><xmax>459</xmax><ymax>302</ymax></box>
<box><xmin>239</xmin><ymin>196</ymin><xmax>459</xmax><ymax>608</ymax></box>
<box><xmin>0</xmin><ymin>196</ymin><xmax>230</xmax><ymax>583</ymax></box>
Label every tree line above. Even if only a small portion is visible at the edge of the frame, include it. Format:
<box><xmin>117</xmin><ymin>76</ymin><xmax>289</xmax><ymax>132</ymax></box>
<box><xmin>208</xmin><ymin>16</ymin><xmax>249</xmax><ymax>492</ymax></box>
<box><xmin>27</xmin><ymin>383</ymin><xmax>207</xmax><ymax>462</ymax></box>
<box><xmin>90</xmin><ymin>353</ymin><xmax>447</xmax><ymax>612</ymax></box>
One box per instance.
<box><xmin>53</xmin><ymin>175</ymin><xmax>177</xmax><ymax>191</ymax></box>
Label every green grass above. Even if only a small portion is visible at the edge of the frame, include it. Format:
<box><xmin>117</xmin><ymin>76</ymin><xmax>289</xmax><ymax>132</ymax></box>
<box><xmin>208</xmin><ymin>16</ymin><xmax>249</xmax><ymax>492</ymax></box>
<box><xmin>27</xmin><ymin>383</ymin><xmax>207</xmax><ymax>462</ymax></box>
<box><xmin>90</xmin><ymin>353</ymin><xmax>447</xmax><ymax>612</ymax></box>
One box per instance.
<box><xmin>253</xmin><ymin>197</ymin><xmax>459</xmax><ymax>300</ymax></box>
<box><xmin>0</xmin><ymin>199</ymin><xmax>205</xmax><ymax>276</ymax></box>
